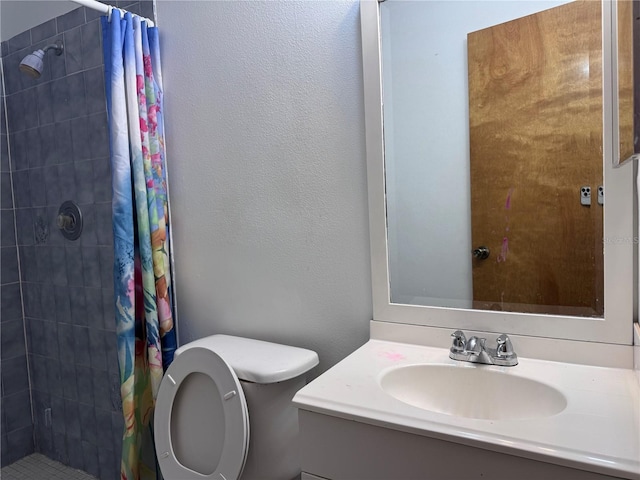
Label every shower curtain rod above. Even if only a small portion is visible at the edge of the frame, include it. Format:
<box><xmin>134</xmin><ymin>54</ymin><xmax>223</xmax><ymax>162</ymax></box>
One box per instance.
<box><xmin>69</xmin><ymin>0</ymin><xmax>155</xmax><ymax>27</ymax></box>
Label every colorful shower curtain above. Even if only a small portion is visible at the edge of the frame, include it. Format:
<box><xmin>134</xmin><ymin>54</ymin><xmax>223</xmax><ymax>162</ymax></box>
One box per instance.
<box><xmin>102</xmin><ymin>11</ymin><xmax>177</xmax><ymax>480</ymax></box>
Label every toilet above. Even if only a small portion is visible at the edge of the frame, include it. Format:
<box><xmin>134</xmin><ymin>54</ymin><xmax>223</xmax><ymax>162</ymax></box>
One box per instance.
<box><xmin>153</xmin><ymin>334</ymin><xmax>319</xmax><ymax>480</ymax></box>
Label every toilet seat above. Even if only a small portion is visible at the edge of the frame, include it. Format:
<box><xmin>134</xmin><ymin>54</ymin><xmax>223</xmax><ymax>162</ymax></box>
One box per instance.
<box><xmin>154</xmin><ymin>347</ymin><xmax>250</xmax><ymax>480</ymax></box>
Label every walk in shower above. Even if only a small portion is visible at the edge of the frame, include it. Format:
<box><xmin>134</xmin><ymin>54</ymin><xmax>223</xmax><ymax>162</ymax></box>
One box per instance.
<box><xmin>1</xmin><ymin>1</ymin><xmax>153</xmax><ymax>478</ymax></box>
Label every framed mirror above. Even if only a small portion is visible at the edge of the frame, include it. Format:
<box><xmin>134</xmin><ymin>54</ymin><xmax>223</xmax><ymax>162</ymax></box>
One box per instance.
<box><xmin>361</xmin><ymin>0</ymin><xmax>635</xmax><ymax>345</ymax></box>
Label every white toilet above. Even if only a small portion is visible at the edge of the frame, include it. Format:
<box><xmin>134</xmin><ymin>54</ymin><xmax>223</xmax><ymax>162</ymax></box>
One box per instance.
<box><xmin>153</xmin><ymin>334</ymin><xmax>319</xmax><ymax>480</ymax></box>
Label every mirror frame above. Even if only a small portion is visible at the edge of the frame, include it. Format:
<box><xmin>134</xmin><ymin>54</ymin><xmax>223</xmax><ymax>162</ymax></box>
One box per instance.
<box><xmin>361</xmin><ymin>0</ymin><xmax>635</xmax><ymax>345</ymax></box>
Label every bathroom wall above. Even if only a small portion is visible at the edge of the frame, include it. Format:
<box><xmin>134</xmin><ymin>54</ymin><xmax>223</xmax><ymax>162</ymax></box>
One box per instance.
<box><xmin>0</xmin><ymin>3</ymin><xmax>150</xmax><ymax>475</ymax></box>
<box><xmin>1</xmin><ymin>55</ymin><xmax>34</xmax><ymax>468</ymax></box>
<box><xmin>155</xmin><ymin>0</ymin><xmax>372</xmax><ymax>374</ymax></box>
<box><xmin>0</xmin><ymin>1</ymin><xmax>78</xmax><ymax>42</ymax></box>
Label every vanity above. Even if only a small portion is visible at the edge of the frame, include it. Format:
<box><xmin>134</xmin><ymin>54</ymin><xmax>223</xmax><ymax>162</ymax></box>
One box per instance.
<box><xmin>294</xmin><ymin>0</ymin><xmax>640</xmax><ymax>478</ymax></box>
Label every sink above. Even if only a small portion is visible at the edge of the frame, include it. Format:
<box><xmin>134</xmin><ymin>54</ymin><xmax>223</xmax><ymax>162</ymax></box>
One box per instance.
<box><xmin>380</xmin><ymin>364</ymin><xmax>567</xmax><ymax>420</ymax></box>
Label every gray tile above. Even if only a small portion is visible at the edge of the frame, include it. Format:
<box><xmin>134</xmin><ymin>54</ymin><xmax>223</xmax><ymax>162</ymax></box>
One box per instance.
<box><xmin>39</xmin><ymin>124</ymin><xmax>56</xmax><ymax>166</ymax></box>
<box><xmin>140</xmin><ymin>0</ymin><xmax>155</xmax><ymax>21</ymax></box>
<box><xmin>48</xmin><ymin>36</ymin><xmax>67</xmax><ymax>81</ymax></box>
<box><xmin>32</xmin><ymin>207</ymin><xmax>50</xmax><ymax>245</ymax></box>
<box><xmin>46</xmin><ymin>359</ymin><xmax>63</xmax><ymax>397</ymax></box>
<box><xmin>28</xmin><ymin>318</ymin><xmax>47</xmax><ymax>356</ymax></box>
<box><xmin>87</xmin><ymin>112</ymin><xmax>109</xmax><ymax>159</ymax></box>
<box><xmin>65</xmin><ymin>246</ymin><xmax>83</xmax><ymax>287</ymax></box>
<box><xmin>0</xmin><ymin>246</ymin><xmax>19</xmax><ymax>284</ymax></box>
<box><xmin>54</xmin><ymin>120</ymin><xmax>74</xmax><ymax>163</ymax></box>
<box><xmin>43</xmin><ymin>164</ymin><xmax>61</xmax><ymax>205</ymax></box>
<box><xmin>73</xmin><ymin>326</ymin><xmax>91</xmax><ymax>367</ymax></box>
<box><xmin>51</xmin><ymin>395</ymin><xmax>66</xmax><ymax>435</ymax></box>
<box><xmin>15</xmin><ymin>208</ymin><xmax>34</xmax><ymax>246</ymax></box>
<box><xmin>52</xmin><ymin>431</ymin><xmax>69</xmax><ymax>464</ymax></box>
<box><xmin>1</xmin><ymin>134</ymin><xmax>10</xmax><ymax>172</ymax></box>
<box><xmin>78</xmin><ymin>404</ymin><xmax>96</xmax><ymax>445</ymax></box>
<box><xmin>88</xmin><ymin>327</ymin><xmax>107</xmax><ymax>371</ymax></box>
<box><xmin>36</xmin><ymin>421</ymin><xmax>54</xmax><ymax>457</ymax></box>
<box><xmin>1</xmin><ymin>319</ymin><xmax>26</xmax><ymax>359</ymax></box>
<box><xmin>12</xmin><ymin>170</ymin><xmax>31</xmax><ymax>208</ymax></box>
<box><xmin>5</xmin><ymin>93</ymin><xmax>25</xmax><ymax>134</ymax></box>
<box><xmin>95</xmin><ymin>202</ymin><xmax>112</xmax><ymax>245</ymax></box>
<box><xmin>28</xmin><ymin>167</ymin><xmax>46</xmax><ymax>207</ymax></box>
<box><xmin>98</xmin><ymin>246</ymin><xmax>113</xmax><ymax>288</ymax></box>
<box><xmin>42</xmin><ymin>318</ymin><xmax>58</xmax><ymax>357</ymax></box>
<box><xmin>25</xmin><ymin>127</ymin><xmax>43</xmax><ymax>168</ymax></box>
<box><xmin>67</xmin><ymin>72</ymin><xmax>87</xmax><ymax>119</ymax></box>
<box><xmin>84</xmin><ymin>67</ymin><xmax>106</xmax><ymax>115</ymax></box>
<box><xmin>57</xmin><ymin>323</ymin><xmax>75</xmax><ymax>364</ymax></box>
<box><xmin>3</xmin><ymin>52</ymin><xmax>24</xmax><ymax>97</ymax></box>
<box><xmin>35</xmin><ymin>82</ymin><xmax>54</xmax><ymax>126</ymax></box>
<box><xmin>82</xmin><ymin>440</ymin><xmax>99</xmax><ymax>477</ymax></box>
<box><xmin>67</xmin><ymin>435</ymin><xmax>85</xmax><ymax>470</ymax></box>
<box><xmin>81</xmin><ymin>20</ymin><xmax>102</xmax><ymax>71</ymax></box>
<box><xmin>76</xmin><ymin>365</ymin><xmax>94</xmax><ymax>404</ymax></box>
<box><xmin>93</xmin><ymin>157</ymin><xmax>111</xmax><ymax>203</ymax></box>
<box><xmin>85</xmin><ymin>286</ymin><xmax>103</xmax><ymax>330</ymax></box>
<box><xmin>111</xmin><ymin>411</ymin><xmax>124</xmax><ymax>447</ymax></box>
<box><xmin>75</xmin><ymin>160</ymin><xmax>94</xmax><ymax>203</ymax></box>
<box><xmin>85</xmin><ymin>6</ymin><xmax>105</xmax><ymax>23</ymax></box>
<box><xmin>70</xmin><ymin>286</ymin><xmax>88</xmax><ymax>326</ymax></box>
<box><xmin>22</xmin><ymin>89</ymin><xmax>39</xmax><ymax>131</ymax></box>
<box><xmin>1</xmin><ymin>40</ymin><xmax>8</xmax><ymax>57</ymax></box>
<box><xmin>32</xmin><ymin>389</ymin><xmax>50</xmax><ymax>428</ymax></box>
<box><xmin>23</xmin><ymin>282</ymin><xmax>42</xmax><ymax>318</ymax></box>
<box><xmin>57</xmin><ymin>7</ymin><xmax>85</xmax><ymax>33</ymax></box>
<box><xmin>57</xmin><ymin>162</ymin><xmax>77</xmax><ymax>202</ymax></box>
<box><xmin>51</xmin><ymin>76</ymin><xmax>72</xmax><ymax>123</ymax></box>
<box><xmin>92</xmin><ymin>370</ymin><xmax>112</xmax><ymax>411</ymax></box>
<box><xmin>0</xmin><ymin>283</ymin><xmax>23</xmax><ymax>321</ymax></box>
<box><xmin>81</xmin><ymin>246</ymin><xmax>100</xmax><ymax>287</ymax></box>
<box><xmin>50</xmin><ymin>246</ymin><xmax>68</xmax><ymax>285</ymax></box>
<box><xmin>70</xmin><ymin>116</ymin><xmax>91</xmax><ymax>161</ymax></box>
<box><xmin>1</xmin><ymin>210</ymin><xmax>16</xmax><ymax>247</ymax></box>
<box><xmin>63</xmin><ymin>26</ymin><xmax>83</xmax><ymax>76</ymax></box>
<box><xmin>7</xmin><ymin>30</ymin><xmax>31</xmax><ymax>55</ymax></box>
<box><xmin>94</xmin><ymin>408</ymin><xmax>112</xmax><ymax>450</ymax></box>
<box><xmin>1</xmin><ymin>172</ymin><xmax>13</xmax><ymax>209</ymax></box>
<box><xmin>98</xmin><ymin>447</ymin><xmax>117</xmax><ymax>480</ymax></box>
<box><xmin>9</xmin><ymin>130</ymin><xmax>28</xmax><ymax>170</ymax></box>
<box><xmin>54</xmin><ymin>285</ymin><xmax>71</xmax><ymax>323</ymax></box>
<box><xmin>63</xmin><ymin>399</ymin><xmax>81</xmax><ymax>439</ymax></box>
<box><xmin>39</xmin><ymin>283</ymin><xmax>56</xmax><ymax>318</ymax></box>
<box><xmin>0</xmin><ymin>354</ymin><xmax>29</xmax><ymax>395</ymax></box>
<box><xmin>102</xmin><ymin>288</ymin><xmax>115</xmax><ymax>332</ymax></box>
<box><xmin>0</xmin><ymin>103</ymin><xmax>6</xmax><ymax>136</ymax></box>
<box><xmin>46</xmin><ymin>205</ymin><xmax>64</xmax><ymax>246</ymax></box>
<box><xmin>6</xmin><ymin>426</ymin><xmax>34</xmax><ymax>464</ymax></box>
<box><xmin>79</xmin><ymin>203</ymin><xmax>97</xmax><ymax>246</ymax></box>
<box><xmin>31</xmin><ymin>19</ymin><xmax>57</xmax><ymax>44</ymax></box>
<box><xmin>60</xmin><ymin>362</ymin><xmax>78</xmax><ymax>400</ymax></box>
<box><xmin>29</xmin><ymin>355</ymin><xmax>48</xmax><ymax>393</ymax></box>
<box><xmin>34</xmin><ymin>246</ymin><xmax>52</xmax><ymax>283</ymax></box>
<box><xmin>18</xmin><ymin>246</ymin><xmax>36</xmax><ymax>282</ymax></box>
<box><xmin>4</xmin><ymin>390</ymin><xmax>32</xmax><ymax>432</ymax></box>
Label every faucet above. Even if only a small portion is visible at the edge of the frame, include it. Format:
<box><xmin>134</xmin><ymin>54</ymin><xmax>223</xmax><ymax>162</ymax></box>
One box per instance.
<box><xmin>449</xmin><ymin>330</ymin><xmax>518</xmax><ymax>366</ymax></box>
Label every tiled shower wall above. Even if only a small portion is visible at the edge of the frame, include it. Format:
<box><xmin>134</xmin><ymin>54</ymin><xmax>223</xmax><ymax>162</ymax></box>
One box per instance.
<box><xmin>1</xmin><ymin>2</ymin><xmax>154</xmax><ymax>477</ymax></box>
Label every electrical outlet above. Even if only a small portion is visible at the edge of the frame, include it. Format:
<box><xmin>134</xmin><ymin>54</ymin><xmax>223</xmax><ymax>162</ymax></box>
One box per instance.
<box><xmin>580</xmin><ymin>186</ymin><xmax>591</xmax><ymax>206</ymax></box>
<box><xmin>597</xmin><ymin>185</ymin><xmax>604</xmax><ymax>205</ymax></box>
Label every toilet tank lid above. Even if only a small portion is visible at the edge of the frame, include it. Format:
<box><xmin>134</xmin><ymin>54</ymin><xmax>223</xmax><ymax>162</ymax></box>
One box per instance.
<box><xmin>174</xmin><ymin>335</ymin><xmax>319</xmax><ymax>384</ymax></box>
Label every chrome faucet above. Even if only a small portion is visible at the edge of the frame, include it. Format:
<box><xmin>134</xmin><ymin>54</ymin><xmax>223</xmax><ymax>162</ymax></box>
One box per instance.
<box><xmin>449</xmin><ymin>330</ymin><xmax>518</xmax><ymax>366</ymax></box>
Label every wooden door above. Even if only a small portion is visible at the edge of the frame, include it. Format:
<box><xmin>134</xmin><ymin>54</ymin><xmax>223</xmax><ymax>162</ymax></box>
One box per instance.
<box><xmin>468</xmin><ymin>1</ymin><xmax>604</xmax><ymax>316</ymax></box>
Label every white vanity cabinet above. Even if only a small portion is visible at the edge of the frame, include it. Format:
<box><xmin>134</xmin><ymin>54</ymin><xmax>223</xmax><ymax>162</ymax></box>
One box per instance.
<box><xmin>298</xmin><ymin>410</ymin><xmax>626</xmax><ymax>480</ymax></box>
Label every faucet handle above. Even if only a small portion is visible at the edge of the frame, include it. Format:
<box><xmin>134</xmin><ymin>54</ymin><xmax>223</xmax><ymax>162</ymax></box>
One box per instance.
<box><xmin>450</xmin><ymin>330</ymin><xmax>467</xmax><ymax>353</ymax></box>
<box><xmin>496</xmin><ymin>334</ymin><xmax>515</xmax><ymax>358</ymax></box>
<box><xmin>466</xmin><ymin>336</ymin><xmax>486</xmax><ymax>355</ymax></box>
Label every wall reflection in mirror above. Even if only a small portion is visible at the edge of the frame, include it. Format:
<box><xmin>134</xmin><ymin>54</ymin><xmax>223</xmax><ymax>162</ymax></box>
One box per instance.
<box><xmin>381</xmin><ymin>0</ymin><xmax>607</xmax><ymax>317</ymax></box>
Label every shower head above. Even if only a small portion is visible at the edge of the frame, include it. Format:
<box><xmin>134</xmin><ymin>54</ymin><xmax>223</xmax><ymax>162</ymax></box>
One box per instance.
<box><xmin>19</xmin><ymin>42</ymin><xmax>63</xmax><ymax>78</ymax></box>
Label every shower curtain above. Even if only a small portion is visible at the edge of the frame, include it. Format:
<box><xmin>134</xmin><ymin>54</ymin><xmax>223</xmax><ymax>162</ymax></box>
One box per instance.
<box><xmin>102</xmin><ymin>11</ymin><xmax>177</xmax><ymax>480</ymax></box>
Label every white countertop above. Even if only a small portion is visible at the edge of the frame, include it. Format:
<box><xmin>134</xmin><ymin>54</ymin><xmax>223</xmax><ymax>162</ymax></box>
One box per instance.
<box><xmin>293</xmin><ymin>340</ymin><xmax>640</xmax><ymax>479</ymax></box>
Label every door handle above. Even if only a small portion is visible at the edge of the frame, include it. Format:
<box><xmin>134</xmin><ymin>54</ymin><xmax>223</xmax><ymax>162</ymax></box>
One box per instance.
<box><xmin>472</xmin><ymin>246</ymin><xmax>490</xmax><ymax>259</ymax></box>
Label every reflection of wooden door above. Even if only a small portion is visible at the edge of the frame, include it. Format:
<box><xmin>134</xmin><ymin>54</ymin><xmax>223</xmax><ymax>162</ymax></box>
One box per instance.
<box><xmin>468</xmin><ymin>1</ymin><xmax>603</xmax><ymax>316</ymax></box>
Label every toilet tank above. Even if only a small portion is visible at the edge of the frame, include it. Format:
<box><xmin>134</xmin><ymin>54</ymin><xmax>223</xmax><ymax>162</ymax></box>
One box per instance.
<box><xmin>176</xmin><ymin>335</ymin><xmax>319</xmax><ymax>480</ymax></box>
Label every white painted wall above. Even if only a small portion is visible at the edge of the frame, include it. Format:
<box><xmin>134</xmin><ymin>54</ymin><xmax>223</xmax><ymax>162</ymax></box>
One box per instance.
<box><xmin>0</xmin><ymin>1</ymin><xmax>77</xmax><ymax>41</ymax></box>
<box><xmin>155</xmin><ymin>1</ymin><xmax>372</xmax><ymax>374</ymax></box>
<box><xmin>381</xmin><ymin>0</ymin><xmax>570</xmax><ymax>307</ymax></box>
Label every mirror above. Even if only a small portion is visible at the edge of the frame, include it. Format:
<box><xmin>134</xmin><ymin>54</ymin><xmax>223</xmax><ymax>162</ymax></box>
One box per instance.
<box><xmin>381</xmin><ymin>0</ymin><xmax>606</xmax><ymax>318</ymax></box>
<box><xmin>360</xmin><ymin>0</ymin><xmax>637</xmax><ymax>344</ymax></box>
<box><xmin>615</xmin><ymin>0</ymin><xmax>639</xmax><ymax>165</ymax></box>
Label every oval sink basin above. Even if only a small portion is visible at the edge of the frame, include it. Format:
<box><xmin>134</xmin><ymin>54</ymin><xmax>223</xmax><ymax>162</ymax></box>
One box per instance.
<box><xmin>380</xmin><ymin>364</ymin><xmax>567</xmax><ymax>420</ymax></box>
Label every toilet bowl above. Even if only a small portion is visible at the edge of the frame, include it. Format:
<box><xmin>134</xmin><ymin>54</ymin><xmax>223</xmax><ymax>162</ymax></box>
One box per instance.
<box><xmin>153</xmin><ymin>334</ymin><xmax>319</xmax><ymax>480</ymax></box>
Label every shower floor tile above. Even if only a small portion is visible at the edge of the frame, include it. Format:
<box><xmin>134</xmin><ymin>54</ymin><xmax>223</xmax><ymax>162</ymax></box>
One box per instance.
<box><xmin>1</xmin><ymin>453</ymin><xmax>98</xmax><ymax>479</ymax></box>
